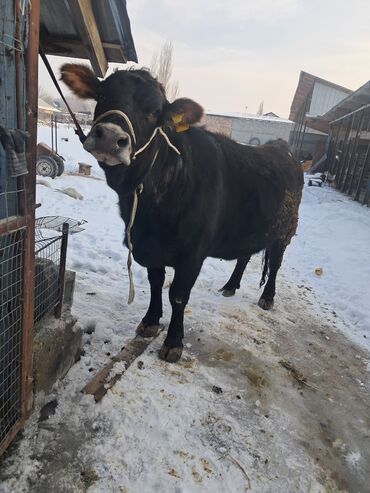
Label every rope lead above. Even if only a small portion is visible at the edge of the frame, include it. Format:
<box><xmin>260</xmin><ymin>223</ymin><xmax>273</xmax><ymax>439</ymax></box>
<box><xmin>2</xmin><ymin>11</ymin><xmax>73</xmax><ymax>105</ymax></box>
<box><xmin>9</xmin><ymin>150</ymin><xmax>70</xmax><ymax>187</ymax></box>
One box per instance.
<box><xmin>91</xmin><ymin>110</ymin><xmax>181</xmax><ymax>304</ymax></box>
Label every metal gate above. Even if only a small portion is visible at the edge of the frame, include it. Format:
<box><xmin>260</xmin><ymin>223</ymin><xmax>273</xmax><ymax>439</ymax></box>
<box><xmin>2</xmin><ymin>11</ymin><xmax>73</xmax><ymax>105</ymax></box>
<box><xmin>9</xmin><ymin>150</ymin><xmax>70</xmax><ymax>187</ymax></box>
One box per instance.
<box><xmin>0</xmin><ymin>0</ymin><xmax>37</xmax><ymax>455</ymax></box>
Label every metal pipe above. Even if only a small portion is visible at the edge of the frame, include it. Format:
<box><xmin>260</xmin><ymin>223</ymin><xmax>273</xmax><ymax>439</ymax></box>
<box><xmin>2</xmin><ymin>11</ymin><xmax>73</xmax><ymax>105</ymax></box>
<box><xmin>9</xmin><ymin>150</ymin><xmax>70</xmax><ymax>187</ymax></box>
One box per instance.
<box><xmin>330</xmin><ymin>102</ymin><xmax>370</xmax><ymax>125</ymax></box>
<box><xmin>336</xmin><ymin>114</ymin><xmax>354</xmax><ymax>189</ymax></box>
<box><xmin>355</xmin><ymin>111</ymin><xmax>370</xmax><ymax>201</ymax></box>
<box><xmin>347</xmin><ymin>108</ymin><xmax>366</xmax><ymax>195</ymax></box>
<box><xmin>55</xmin><ymin>222</ymin><xmax>69</xmax><ymax>319</ymax></box>
<box><xmin>14</xmin><ymin>2</ymin><xmax>23</xmax><ymax>129</ymax></box>
<box><xmin>55</xmin><ymin>115</ymin><xmax>58</xmax><ymax>154</ymax></box>
<box><xmin>328</xmin><ymin>121</ymin><xmax>343</xmax><ymax>175</ymax></box>
<box><xmin>297</xmin><ymin>123</ymin><xmax>307</xmax><ymax>159</ymax></box>
<box><xmin>51</xmin><ymin>114</ymin><xmax>54</xmax><ymax>152</ymax></box>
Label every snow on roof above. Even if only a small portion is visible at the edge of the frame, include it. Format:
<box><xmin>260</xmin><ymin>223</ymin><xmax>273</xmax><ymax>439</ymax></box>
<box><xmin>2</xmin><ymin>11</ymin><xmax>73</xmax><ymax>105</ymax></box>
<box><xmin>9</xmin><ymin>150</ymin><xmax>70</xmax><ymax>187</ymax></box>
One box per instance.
<box><xmin>205</xmin><ymin>111</ymin><xmax>293</xmax><ymax>124</ymax></box>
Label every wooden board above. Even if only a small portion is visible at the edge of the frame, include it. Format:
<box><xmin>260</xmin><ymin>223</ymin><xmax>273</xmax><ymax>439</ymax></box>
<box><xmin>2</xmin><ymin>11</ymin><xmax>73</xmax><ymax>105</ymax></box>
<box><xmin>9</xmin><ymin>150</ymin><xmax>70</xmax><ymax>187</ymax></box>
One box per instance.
<box><xmin>82</xmin><ymin>330</ymin><xmax>162</xmax><ymax>402</ymax></box>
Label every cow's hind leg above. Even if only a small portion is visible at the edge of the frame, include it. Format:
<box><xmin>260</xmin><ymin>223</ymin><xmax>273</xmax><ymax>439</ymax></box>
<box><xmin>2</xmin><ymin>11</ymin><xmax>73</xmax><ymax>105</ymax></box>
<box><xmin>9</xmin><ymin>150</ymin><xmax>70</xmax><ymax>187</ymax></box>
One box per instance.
<box><xmin>136</xmin><ymin>267</ymin><xmax>165</xmax><ymax>337</ymax></box>
<box><xmin>159</xmin><ymin>257</ymin><xmax>203</xmax><ymax>363</ymax></box>
<box><xmin>258</xmin><ymin>242</ymin><xmax>286</xmax><ymax>310</ymax></box>
<box><xmin>221</xmin><ymin>255</ymin><xmax>251</xmax><ymax>297</ymax></box>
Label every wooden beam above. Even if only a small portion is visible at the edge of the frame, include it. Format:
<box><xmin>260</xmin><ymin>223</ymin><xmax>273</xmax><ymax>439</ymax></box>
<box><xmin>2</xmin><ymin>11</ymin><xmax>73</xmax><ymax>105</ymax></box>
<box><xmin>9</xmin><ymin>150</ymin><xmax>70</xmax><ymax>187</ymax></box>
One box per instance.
<box><xmin>83</xmin><ymin>331</ymin><xmax>162</xmax><ymax>402</ymax></box>
<box><xmin>22</xmin><ymin>0</ymin><xmax>40</xmax><ymax>418</ymax></box>
<box><xmin>0</xmin><ymin>216</ymin><xmax>27</xmax><ymax>236</ymax></box>
<box><xmin>41</xmin><ymin>36</ymin><xmax>126</xmax><ymax>64</ymax></box>
<box><xmin>67</xmin><ymin>0</ymin><xmax>108</xmax><ymax>77</ymax></box>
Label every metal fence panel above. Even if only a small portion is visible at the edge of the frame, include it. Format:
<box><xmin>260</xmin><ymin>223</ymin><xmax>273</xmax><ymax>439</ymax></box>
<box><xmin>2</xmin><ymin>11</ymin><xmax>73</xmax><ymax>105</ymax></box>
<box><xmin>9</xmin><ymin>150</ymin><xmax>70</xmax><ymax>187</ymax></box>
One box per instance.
<box><xmin>0</xmin><ymin>229</ymin><xmax>24</xmax><ymax>443</ymax></box>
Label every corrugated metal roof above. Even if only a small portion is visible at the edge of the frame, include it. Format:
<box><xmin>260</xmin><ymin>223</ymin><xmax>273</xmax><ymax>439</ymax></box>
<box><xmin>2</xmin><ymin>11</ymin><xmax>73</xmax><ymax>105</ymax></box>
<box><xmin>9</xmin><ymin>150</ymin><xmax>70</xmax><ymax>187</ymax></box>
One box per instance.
<box><xmin>308</xmin><ymin>81</ymin><xmax>351</xmax><ymax>117</ymax></box>
<box><xmin>306</xmin><ymin>80</ymin><xmax>370</xmax><ymax>131</ymax></box>
<box><xmin>289</xmin><ymin>71</ymin><xmax>352</xmax><ymax>122</ymax></box>
<box><xmin>40</xmin><ymin>0</ymin><xmax>137</xmax><ymax>76</ymax></box>
<box><xmin>323</xmin><ymin>81</ymin><xmax>370</xmax><ymax>123</ymax></box>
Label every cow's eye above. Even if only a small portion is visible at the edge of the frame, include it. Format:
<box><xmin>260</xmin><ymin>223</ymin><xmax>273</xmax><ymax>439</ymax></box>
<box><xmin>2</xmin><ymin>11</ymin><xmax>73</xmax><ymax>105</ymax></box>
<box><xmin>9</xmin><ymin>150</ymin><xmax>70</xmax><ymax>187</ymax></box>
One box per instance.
<box><xmin>147</xmin><ymin>109</ymin><xmax>161</xmax><ymax>120</ymax></box>
<box><xmin>145</xmin><ymin>112</ymin><xmax>157</xmax><ymax>122</ymax></box>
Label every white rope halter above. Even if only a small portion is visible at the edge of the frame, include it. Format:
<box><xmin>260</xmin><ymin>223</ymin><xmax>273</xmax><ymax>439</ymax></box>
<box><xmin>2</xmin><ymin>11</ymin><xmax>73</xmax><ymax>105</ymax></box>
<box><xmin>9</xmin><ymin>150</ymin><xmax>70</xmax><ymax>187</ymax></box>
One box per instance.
<box><xmin>92</xmin><ymin>109</ymin><xmax>181</xmax><ymax>159</ymax></box>
<box><xmin>92</xmin><ymin>110</ymin><xmax>181</xmax><ymax>304</ymax></box>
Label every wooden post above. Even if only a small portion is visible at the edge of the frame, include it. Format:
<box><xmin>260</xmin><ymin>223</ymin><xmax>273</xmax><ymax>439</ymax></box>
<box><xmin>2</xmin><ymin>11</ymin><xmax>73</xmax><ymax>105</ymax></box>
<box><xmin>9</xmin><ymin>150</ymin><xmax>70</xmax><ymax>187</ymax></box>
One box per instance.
<box><xmin>21</xmin><ymin>0</ymin><xmax>40</xmax><ymax>417</ymax></box>
<box><xmin>79</xmin><ymin>162</ymin><xmax>92</xmax><ymax>175</ymax></box>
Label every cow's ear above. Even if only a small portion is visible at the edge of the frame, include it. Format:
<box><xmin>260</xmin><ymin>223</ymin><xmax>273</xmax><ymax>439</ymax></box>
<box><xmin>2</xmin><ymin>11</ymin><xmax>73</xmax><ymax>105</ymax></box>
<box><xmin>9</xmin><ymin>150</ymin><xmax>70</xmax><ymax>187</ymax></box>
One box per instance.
<box><xmin>60</xmin><ymin>64</ymin><xmax>100</xmax><ymax>100</ymax></box>
<box><xmin>163</xmin><ymin>98</ymin><xmax>203</xmax><ymax>132</ymax></box>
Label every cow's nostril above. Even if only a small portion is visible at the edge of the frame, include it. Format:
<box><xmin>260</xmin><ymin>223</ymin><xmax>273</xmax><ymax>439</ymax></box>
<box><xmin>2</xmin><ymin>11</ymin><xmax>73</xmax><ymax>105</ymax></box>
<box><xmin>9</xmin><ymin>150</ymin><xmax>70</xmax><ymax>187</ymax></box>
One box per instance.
<box><xmin>117</xmin><ymin>137</ymin><xmax>129</xmax><ymax>148</ymax></box>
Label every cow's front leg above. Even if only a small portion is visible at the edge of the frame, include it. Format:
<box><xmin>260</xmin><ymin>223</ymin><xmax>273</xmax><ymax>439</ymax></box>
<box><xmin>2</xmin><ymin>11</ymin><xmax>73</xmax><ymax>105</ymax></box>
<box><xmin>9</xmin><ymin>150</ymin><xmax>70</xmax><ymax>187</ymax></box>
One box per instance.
<box><xmin>159</xmin><ymin>258</ymin><xmax>204</xmax><ymax>363</ymax></box>
<box><xmin>136</xmin><ymin>267</ymin><xmax>165</xmax><ymax>337</ymax></box>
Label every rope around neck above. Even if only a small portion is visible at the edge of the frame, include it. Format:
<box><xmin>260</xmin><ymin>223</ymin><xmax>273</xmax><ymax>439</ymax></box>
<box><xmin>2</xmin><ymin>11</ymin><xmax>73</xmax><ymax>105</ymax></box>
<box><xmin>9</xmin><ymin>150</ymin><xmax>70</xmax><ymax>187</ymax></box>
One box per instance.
<box><xmin>91</xmin><ymin>110</ymin><xmax>181</xmax><ymax>304</ymax></box>
<box><xmin>126</xmin><ymin>149</ymin><xmax>158</xmax><ymax>304</ymax></box>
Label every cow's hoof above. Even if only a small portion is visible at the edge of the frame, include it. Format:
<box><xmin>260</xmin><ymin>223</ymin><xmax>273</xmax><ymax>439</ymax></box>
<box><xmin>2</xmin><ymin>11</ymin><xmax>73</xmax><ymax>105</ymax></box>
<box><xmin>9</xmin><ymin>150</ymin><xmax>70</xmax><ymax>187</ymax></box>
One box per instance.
<box><xmin>258</xmin><ymin>298</ymin><xmax>274</xmax><ymax>310</ymax></box>
<box><xmin>136</xmin><ymin>322</ymin><xmax>161</xmax><ymax>338</ymax></box>
<box><xmin>158</xmin><ymin>344</ymin><xmax>183</xmax><ymax>363</ymax></box>
<box><xmin>222</xmin><ymin>288</ymin><xmax>236</xmax><ymax>297</ymax></box>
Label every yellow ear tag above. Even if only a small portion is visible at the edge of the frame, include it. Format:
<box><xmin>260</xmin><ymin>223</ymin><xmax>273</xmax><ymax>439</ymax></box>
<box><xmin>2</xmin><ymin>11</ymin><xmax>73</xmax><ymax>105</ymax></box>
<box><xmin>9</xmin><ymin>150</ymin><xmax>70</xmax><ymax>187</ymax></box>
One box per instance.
<box><xmin>171</xmin><ymin>113</ymin><xmax>190</xmax><ymax>133</ymax></box>
<box><xmin>175</xmin><ymin>122</ymin><xmax>189</xmax><ymax>133</ymax></box>
<box><xmin>171</xmin><ymin>113</ymin><xmax>184</xmax><ymax>124</ymax></box>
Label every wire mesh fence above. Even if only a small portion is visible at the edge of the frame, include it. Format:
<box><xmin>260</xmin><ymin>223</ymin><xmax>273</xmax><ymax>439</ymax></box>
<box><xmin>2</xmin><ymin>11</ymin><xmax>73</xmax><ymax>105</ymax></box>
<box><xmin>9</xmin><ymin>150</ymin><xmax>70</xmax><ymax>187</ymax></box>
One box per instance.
<box><xmin>0</xmin><ymin>229</ymin><xmax>24</xmax><ymax>444</ymax></box>
<box><xmin>34</xmin><ymin>236</ymin><xmax>62</xmax><ymax>323</ymax></box>
<box><xmin>34</xmin><ymin>220</ymin><xmax>70</xmax><ymax>323</ymax></box>
<box><xmin>0</xmin><ymin>0</ymin><xmax>33</xmax><ymax>456</ymax></box>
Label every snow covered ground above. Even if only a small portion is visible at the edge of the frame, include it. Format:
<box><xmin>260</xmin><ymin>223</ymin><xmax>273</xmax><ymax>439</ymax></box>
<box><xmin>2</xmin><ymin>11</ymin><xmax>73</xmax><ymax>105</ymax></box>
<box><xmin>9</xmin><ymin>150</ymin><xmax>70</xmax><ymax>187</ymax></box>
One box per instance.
<box><xmin>286</xmin><ymin>182</ymin><xmax>370</xmax><ymax>350</ymax></box>
<box><xmin>0</xmin><ymin>126</ymin><xmax>369</xmax><ymax>492</ymax></box>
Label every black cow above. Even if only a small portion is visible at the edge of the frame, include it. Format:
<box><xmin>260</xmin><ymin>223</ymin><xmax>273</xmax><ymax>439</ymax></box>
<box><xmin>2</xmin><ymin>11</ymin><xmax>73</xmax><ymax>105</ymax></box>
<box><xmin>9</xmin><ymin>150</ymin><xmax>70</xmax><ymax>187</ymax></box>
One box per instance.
<box><xmin>61</xmin><ymin>65</ymin><xmax>303</xmax><ymax>363</ymax></box>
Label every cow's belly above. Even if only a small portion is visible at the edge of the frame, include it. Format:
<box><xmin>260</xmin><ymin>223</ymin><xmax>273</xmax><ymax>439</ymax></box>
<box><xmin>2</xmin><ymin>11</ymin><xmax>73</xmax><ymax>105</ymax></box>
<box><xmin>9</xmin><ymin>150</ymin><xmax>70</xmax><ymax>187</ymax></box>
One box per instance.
<box><xmin>209</xmin><ymin>233</ymin><xmax>269</xmax><ymax>260</ymax></box>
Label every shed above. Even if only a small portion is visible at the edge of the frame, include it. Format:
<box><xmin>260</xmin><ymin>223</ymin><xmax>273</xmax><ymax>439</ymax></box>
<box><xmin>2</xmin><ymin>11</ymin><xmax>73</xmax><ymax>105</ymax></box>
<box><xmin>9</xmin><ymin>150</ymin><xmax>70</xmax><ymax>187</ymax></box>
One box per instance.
<box><xmin>315</xmin><ymin>81</ymin><xmax>370</xmax><ymax>206</ymax></box>
<box><xmin>288</xmin><ymin>71</ymin><xmax>352</xmax><ymax>160</ymax></box>
<box><xmin>0</xmin><ymin>0</ymin><xmax>137</xmax><ymax>457</ymax></box>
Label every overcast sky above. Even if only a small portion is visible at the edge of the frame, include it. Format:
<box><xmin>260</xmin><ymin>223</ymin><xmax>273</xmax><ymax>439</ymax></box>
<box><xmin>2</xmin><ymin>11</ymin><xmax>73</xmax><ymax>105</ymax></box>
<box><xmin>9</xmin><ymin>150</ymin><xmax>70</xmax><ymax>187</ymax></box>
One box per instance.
<box><xmin>42</xmin><ymin>0</ymin><xmax>370</xmax><ymax>118</ymax></box>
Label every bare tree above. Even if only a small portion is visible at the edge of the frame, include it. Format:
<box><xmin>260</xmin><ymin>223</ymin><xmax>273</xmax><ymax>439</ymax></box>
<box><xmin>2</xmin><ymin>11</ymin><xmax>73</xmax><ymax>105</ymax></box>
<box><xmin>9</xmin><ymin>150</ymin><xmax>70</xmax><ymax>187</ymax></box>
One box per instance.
<box><xmin>256</xmin><ymin>101</ymin><xmax>264</xmax><ymax>116</ymax></box>
<box><xmin>150</xmin><ymin>41</ymin><xmax>179</xmax><ymax>102</ymax></box>
<box><xmin>38</xmin><ymin>86</ymin><xmax>56</xmax><ymax>105</ymax></box>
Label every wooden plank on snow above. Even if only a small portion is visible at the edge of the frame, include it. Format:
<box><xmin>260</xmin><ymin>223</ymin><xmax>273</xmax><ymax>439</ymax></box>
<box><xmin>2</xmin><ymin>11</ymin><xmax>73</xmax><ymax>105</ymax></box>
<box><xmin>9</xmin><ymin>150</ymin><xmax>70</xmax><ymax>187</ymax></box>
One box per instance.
<box><xmin>83</xmin><ymin>331</ymin><xmax>162</xmax><ymax>402</ymax></box>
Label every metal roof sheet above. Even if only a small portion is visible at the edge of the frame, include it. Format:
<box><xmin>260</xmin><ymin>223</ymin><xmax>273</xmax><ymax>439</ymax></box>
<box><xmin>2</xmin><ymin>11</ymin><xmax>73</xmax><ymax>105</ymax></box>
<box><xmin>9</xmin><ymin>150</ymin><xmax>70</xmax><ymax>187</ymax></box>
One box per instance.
<box><xmin>40</xmin><ymin>0</ymin><xmax>137</xmax><ymax>76</ymax></box>
<box><xmin>306</xmin><ymin>80</ymin><xmax>370</xmax><ymax>131</ymax></box>
<box><xmin>289</xmin><ymin>71</ymin><xmax>352</xmax><ymax>122</ymax></box>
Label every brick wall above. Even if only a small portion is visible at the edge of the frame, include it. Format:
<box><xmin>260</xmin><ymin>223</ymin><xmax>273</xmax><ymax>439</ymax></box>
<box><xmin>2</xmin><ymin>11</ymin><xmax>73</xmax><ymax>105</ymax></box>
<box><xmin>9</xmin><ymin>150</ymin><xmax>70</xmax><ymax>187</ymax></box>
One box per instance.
<box><xmin>202</xmin><ymin>115</ymin><xmax>232</xmax><ymax>137</ymax></box>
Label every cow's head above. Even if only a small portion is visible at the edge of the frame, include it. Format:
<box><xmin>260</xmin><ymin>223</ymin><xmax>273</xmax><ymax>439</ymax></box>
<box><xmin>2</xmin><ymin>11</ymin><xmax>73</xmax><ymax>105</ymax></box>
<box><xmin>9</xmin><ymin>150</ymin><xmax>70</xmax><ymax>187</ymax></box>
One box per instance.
<box><xmin>60</xmin><ymin>64</ymin><xmax>203</xmax><ymax>168</ymax></box>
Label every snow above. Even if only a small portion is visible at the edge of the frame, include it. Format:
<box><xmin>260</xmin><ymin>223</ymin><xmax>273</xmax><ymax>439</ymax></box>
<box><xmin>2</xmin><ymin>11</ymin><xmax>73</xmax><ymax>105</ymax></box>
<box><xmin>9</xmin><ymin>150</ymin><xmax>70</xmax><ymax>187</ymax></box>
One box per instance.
<box><xmin>286</xmin><ymin>180</ymin><xmax>370</xmax><ymax>349</ymax></box>
<box><xmin>205</xmin><ymin>111</ymin><xmax>293</xmax><ymax>124</ymax></box>
<box><xmin>1</xmin><ymin>124</ymin><xmax>369</xmax><ymax>492</ymax></box>
<box><xmin>37</xmin><ymin>123</ymin><xmax>101</xmax><ymax>176</ymax></box>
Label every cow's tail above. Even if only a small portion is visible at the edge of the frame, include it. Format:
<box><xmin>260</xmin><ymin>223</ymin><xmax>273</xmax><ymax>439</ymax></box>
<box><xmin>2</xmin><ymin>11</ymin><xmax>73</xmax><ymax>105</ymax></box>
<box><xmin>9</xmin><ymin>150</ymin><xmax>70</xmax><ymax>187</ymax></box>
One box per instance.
<box><xmin>260</xmin><ymin>250</ymin><xmax>269</xmax><ymax>287</ymax></box>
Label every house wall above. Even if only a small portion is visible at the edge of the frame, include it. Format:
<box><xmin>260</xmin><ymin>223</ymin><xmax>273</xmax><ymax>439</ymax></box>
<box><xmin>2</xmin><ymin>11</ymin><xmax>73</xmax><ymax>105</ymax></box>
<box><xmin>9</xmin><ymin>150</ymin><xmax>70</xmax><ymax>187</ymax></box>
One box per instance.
<box><xmin>202</xmin><ymin>115</ymin><xmax>232</xmax><ymax>136</ymax></box>
<box><xmin>203</xmin><ymin>114</ymin><xmax>293</xmax><ymax>145</ymax></box>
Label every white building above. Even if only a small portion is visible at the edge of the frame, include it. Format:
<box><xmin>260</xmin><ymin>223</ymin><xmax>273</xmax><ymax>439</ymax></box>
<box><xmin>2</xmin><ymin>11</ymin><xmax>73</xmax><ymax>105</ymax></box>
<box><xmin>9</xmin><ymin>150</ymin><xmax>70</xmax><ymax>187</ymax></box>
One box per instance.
<box><xmin>202</xmin><ymin>112</ymin><xmax>293</xmax><ymax>145</ymax></box>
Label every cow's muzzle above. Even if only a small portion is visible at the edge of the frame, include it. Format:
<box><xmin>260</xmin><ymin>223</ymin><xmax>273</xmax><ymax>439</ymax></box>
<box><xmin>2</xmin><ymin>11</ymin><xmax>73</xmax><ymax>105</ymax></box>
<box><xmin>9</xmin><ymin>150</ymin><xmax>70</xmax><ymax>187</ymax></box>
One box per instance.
<box><xmin>83</xmin><ymin>123</ymin><xmax>132</xmax><ymax>166</ymax></box>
